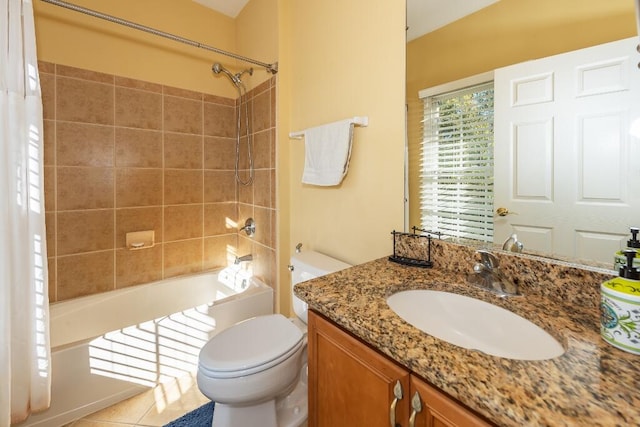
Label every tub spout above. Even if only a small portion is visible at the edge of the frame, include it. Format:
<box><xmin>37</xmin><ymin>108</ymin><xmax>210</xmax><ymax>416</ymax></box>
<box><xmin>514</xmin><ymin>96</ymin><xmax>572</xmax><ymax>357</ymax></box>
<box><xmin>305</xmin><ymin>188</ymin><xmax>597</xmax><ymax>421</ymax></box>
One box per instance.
<box><xmin>234</xmin><ymin>254</ymin><xmax>253</xmax><ymax>264</ymax></box>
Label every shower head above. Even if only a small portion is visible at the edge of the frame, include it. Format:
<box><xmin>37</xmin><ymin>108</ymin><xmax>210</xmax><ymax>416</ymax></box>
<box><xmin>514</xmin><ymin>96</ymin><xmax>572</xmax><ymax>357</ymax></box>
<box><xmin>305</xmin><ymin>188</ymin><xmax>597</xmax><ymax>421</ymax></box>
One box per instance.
<box><xmin>212</xmin><ymin>62</ymin><xmax>240</xmax><ymax>86</ymax></box>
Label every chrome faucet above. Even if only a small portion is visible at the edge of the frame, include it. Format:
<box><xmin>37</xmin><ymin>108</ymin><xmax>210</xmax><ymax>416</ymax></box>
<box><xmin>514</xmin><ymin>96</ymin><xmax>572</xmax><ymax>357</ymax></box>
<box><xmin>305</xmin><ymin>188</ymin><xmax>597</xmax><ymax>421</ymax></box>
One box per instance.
<box><xmin>234</xmin><ymin>254</ymin><xmax>253</xmax><ymax>264</ymax></box>
<box><xmin>469</xmin><ymin>249</ymin><xmax>519</xmax><ymax>296</ymax></box>
<box><xmin>502</xmin><ymin>233</ymin><xmax>524</xmax><ymax>253</ymax></box>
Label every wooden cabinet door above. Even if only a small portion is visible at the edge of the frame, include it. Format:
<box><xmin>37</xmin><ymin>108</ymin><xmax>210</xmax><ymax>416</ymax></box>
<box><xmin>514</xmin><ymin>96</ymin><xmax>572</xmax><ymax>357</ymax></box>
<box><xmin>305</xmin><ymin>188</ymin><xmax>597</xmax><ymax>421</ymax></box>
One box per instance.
<box><xmin>409</xmin><ymin>376</ymin><xmax>492</xmax><ymax>427</ymax></box>
<box><xmin>308</xmin><ymin>310</ymin><xmax>411</xmax><ymax>427</ymax></box>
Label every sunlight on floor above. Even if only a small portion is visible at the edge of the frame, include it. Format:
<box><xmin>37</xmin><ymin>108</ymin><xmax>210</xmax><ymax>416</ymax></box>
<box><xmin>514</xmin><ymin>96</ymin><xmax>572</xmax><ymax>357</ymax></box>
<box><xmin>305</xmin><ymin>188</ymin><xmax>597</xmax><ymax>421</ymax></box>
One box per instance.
<box><xmin>66</xmin><ymin>372</ymin><xmax>209</xmax><ymax>426</ymax></box>
<box><xmin>153</xmin><ymin>373</ymin><xmax>201</xmax><ymax>414</ymax></box>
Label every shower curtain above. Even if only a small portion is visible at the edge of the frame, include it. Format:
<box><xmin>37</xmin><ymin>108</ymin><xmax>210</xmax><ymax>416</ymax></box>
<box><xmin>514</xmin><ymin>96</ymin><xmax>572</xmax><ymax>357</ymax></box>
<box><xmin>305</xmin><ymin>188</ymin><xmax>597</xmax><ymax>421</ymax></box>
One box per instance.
<box><xmin>0</xmin><ymin>0</ymin><xmax>51</xmax><ymax>424</ymax></box>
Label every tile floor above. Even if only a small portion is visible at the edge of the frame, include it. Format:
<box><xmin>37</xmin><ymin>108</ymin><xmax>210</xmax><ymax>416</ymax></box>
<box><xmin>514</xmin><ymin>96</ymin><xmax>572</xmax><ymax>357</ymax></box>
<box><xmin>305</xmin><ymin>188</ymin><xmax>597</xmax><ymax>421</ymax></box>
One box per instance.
<box><xmin>63</xmin><ymin>373</ymin><xmax>208</xmax><ymax>427</ymax></box>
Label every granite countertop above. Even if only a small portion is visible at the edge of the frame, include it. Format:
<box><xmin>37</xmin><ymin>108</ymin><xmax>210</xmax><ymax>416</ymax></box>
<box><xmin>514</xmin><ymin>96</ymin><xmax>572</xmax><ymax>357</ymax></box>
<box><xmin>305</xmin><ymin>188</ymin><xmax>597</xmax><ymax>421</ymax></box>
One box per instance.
<box><xmin>294</xmin><ymin>253</ymin><xmax>640</xmax><ymax>427</ymax></box>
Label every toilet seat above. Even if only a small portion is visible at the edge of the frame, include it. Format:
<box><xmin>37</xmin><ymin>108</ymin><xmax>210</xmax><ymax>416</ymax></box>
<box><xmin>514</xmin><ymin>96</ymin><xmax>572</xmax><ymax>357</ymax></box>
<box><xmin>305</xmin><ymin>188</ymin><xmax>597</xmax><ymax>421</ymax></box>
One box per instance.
<box><xmin>199</xmin><ymin>314</ymin><xmax>304</xmax><ymax>379</ymax></box>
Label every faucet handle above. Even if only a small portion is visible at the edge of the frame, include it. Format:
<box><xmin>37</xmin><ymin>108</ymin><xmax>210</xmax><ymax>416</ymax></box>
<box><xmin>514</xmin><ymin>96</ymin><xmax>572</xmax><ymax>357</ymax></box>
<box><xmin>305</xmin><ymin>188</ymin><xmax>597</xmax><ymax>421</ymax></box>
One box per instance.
<box><xmin>476</xmin><ymin>249</ymin><xmax>499</xmax><ymax>270</ymax></box>
<box><xmin>240</xmin><ymin>218</ymin><xmax>256</xmax><ymax>237</ymax></box>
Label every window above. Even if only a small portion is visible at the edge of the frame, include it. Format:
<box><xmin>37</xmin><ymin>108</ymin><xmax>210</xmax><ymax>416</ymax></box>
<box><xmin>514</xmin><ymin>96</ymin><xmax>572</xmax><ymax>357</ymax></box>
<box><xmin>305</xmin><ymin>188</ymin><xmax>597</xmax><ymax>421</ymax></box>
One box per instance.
<box><xmin>420</xmin><ymin>80</ymin><xmax>494</xmax><ymax>242</ymax></box>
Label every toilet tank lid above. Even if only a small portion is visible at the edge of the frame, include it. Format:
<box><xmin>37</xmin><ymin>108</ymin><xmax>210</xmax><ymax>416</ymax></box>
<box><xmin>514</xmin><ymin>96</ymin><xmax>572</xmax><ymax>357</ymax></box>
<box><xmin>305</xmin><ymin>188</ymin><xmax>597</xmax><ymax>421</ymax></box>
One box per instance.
<box><xmin>291</xmin><ymin>251</ymin><xmax>351</xmax><ymax>276</ymax></box>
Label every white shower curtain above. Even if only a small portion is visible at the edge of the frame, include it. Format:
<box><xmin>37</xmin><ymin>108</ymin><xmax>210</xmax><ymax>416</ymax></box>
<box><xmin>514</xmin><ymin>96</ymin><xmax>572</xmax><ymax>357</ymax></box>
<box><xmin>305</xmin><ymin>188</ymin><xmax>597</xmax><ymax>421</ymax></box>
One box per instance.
<box><xmin>0</xmin><ymin>0</ymin><xmax>51</xmax><ymax>425</ymax></box>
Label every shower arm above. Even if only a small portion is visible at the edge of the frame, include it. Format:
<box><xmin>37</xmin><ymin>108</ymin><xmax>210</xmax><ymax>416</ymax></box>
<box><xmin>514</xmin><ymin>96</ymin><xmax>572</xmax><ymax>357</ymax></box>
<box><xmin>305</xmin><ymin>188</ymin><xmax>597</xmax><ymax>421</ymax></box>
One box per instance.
<box><xmin>39</xmin><ymin>0</ymin><xmax>278</xmax><ymax>75</ymax></box>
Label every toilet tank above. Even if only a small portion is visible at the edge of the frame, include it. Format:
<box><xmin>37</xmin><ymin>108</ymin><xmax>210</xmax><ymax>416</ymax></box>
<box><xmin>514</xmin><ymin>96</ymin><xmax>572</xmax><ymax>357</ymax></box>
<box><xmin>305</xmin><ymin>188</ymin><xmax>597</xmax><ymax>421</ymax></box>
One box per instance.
<box><xmin>291</xmin><ymin>250</ymin><xmax>351</xmax><ymax>324</ymax></box>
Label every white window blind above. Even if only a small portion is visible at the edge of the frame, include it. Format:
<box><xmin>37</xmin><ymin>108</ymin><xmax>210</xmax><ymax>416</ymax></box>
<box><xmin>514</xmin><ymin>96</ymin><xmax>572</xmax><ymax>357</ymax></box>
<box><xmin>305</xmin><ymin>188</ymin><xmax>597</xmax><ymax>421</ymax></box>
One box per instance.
<box><xmin>420</xmin><ymin>82</ymin><xmax>494</xmax><ymax>242</ymax></box>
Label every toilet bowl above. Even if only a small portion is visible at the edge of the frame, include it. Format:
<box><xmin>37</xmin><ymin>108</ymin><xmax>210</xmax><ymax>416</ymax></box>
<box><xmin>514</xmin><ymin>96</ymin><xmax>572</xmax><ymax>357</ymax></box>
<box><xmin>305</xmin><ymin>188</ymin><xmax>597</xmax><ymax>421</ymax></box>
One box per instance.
<box><xmin>197</xmin><ymin>250</ymin><xmax>351</xmax><ymax>427</ymax></box>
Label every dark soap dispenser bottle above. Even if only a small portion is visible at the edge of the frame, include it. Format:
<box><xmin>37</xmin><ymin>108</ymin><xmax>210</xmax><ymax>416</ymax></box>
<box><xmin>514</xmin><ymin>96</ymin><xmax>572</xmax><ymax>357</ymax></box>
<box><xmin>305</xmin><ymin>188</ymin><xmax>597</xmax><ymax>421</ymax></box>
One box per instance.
<box><xmin>614</xmin><ymin>227</ymin><xmax>640</xmax><ymax>270</ymax></box>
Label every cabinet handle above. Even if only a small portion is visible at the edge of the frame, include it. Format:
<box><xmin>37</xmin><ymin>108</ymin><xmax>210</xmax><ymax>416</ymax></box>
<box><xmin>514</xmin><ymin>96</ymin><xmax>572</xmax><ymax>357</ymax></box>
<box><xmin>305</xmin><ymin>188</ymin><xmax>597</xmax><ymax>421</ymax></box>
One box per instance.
<box><xmin>408</xmin><ymin>391</ymin><xmax>422</xmax><ymax>427</ymax></box>
<box><xmin>389</xmin><ymin>380</ymin><xmax>403</xmax><ymax>427</ymax></box>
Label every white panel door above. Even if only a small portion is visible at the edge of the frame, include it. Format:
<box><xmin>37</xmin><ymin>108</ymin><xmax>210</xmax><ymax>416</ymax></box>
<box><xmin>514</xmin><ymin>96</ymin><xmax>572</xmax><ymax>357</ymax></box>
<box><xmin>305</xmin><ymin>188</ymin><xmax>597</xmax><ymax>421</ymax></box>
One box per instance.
<box><xmin>494</xmin><ymin>37</ymin><xmax>640</xmax><ymax>265</ymax></box>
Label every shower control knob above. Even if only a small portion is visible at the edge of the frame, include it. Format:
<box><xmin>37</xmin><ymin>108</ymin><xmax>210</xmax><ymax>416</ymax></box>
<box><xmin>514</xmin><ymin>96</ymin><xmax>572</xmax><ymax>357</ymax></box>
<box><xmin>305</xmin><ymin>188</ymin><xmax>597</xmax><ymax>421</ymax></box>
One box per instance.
<box><xmin>239</xmin><ymin>218</ymin><xmax>256</xmax><ymax>237</ymax></box>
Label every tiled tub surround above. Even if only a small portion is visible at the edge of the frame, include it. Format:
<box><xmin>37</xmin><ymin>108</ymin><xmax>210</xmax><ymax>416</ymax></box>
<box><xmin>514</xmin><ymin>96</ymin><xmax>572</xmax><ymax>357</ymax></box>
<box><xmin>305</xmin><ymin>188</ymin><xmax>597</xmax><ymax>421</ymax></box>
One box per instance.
<box><xmin>40</xmin><ymin>62</ymin><xmax>277</xmax><ymax>303</ymax></box>
<box><xmin>294</xmin><ymin>239</ymin><xmax>640</xmax><ymax>426</ymax></box>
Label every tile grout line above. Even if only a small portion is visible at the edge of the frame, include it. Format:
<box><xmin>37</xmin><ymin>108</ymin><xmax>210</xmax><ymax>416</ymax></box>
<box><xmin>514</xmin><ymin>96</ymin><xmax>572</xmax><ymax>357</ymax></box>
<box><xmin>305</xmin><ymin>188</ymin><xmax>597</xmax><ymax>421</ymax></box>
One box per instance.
<box><xmin>113</xmin><ymin>73</ymin><xmax>117</xmax><ymax>292</ymax></box>
<box><xmin>201</xmin><ymin>92</ymin><xmax>205</xmax><ymax>273</ymax></box>
<box><xmin>161</xmin><ymin>85</ymin><xmax>166</xmax><ymax>281</ymax></box>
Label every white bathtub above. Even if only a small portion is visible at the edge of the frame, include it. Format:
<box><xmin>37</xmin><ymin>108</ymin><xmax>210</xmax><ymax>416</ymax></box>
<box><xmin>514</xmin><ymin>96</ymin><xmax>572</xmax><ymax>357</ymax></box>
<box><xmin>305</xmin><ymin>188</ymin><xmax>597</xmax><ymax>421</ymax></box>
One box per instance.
<box><xmin>21</xmin><ymin>267</ymin><xmax>273</xmax><ymax>427</ymax></box>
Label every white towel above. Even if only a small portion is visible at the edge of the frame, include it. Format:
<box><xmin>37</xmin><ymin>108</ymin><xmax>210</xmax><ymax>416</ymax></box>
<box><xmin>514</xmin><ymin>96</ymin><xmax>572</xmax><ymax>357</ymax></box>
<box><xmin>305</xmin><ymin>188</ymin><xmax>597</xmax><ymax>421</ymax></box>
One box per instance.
<box><xmin>301</xmin><ymin>119</ymin><xmax>354</xmax><ymax>186</ymax></box>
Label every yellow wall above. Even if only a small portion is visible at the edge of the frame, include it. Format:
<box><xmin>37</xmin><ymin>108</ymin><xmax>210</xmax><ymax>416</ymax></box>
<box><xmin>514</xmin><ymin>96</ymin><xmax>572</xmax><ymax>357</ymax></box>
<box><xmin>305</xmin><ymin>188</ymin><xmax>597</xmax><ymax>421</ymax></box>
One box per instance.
<box><xmin>406</xmin><ymin>0</ymin><xmax>638</xmax><ymax>227</ymax></box>
<box><xmin>34</xmin><ymin>0</ymin><xmax>239</xmax><ymax>97</ymax></box>
<box><xmin>236</xmin><ymin>0</ymin><xmax>279</xmax><ymax>89</ymax></box>
<box><xmin>283</xmin><ymin>0</ymin><xmax>406</xmax><ymax>290</ymax></box>
<box><xmin>33</xmin><ymin>0</ymin><xmax>280</xmax><ymax>98</ymax></box>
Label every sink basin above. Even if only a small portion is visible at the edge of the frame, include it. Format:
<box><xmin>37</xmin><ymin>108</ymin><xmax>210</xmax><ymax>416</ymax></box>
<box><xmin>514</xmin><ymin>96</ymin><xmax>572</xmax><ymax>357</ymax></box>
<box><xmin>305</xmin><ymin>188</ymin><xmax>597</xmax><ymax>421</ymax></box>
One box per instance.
<box><xmin>386</xmin><ymin>290</ymin><xmax>564</xmax><ymax>360</ymax></box>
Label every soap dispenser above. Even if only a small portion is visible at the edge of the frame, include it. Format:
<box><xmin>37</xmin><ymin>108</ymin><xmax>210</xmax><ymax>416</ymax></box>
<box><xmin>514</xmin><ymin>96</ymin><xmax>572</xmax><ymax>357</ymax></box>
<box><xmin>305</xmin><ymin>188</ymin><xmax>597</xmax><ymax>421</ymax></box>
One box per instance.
<box><xmin>601</xmin><ymin>250</ymin><xmax>640</xmax><ymax>354</ymax></box>
<box><xmin>614</xmin><ymin>227</ymin><xmax>640</xmax><ymax>270</ymax></box>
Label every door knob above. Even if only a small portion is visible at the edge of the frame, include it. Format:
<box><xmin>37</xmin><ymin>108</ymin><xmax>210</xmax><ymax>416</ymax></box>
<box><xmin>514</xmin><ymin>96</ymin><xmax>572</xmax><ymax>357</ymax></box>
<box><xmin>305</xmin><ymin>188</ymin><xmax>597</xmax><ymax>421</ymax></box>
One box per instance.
<box><xmin>496</xmin><ymin>207</ymin><xmax>510</xmax><ymax>217</ymax></box>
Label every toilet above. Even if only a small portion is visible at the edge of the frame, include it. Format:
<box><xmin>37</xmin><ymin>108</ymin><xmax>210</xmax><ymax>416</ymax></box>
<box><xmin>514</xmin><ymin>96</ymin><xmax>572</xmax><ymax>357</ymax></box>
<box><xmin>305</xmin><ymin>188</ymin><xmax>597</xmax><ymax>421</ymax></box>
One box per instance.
<box><xmin>197</xmin><ymin>250</ymin><xmax>351</xmax><ymax>427</ymax></box>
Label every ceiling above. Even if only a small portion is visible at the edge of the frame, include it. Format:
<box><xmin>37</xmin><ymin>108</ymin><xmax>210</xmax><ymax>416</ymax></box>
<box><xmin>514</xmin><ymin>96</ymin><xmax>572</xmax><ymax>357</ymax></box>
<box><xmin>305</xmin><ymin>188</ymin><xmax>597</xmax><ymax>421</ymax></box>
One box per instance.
<box><xmin>192</xmin><ymin>0</ymin><xmax>499</xmax><ymax>40</ymax></box>
<box><xmin>406</xmin><ymin>0</ymin><xmax>499</xmax><ymax>41</ymax></box>
<box><xmin>192</xmin><ymin>0</ymin><xmax>250</xmax><ymax>18</ymax></box>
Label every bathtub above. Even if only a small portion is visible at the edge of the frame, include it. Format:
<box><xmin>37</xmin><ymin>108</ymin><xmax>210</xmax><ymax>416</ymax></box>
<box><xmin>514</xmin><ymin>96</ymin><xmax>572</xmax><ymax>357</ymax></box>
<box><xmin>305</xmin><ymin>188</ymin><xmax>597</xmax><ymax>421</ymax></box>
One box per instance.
<box><xmin>21</xmin><ymin>267</ymin><xmax>273</xmax><ymax>427</ymax></box>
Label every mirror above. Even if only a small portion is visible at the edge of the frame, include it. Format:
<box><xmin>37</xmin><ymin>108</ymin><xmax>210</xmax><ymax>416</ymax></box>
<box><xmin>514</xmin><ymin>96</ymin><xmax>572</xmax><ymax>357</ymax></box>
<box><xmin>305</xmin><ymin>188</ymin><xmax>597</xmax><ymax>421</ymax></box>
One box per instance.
<box><xmin>406</xmin><ymin>0</ymin><xmax>640</xmax><ymax>269</ymax></box>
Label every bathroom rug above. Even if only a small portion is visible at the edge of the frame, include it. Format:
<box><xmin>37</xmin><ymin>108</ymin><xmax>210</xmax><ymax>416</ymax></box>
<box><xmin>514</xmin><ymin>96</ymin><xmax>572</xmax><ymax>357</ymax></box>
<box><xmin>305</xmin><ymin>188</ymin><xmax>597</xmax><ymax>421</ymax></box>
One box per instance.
<box><xmin>163</xmin><ymin>401</ymin><xmax>214</xmax><ymax>427</ymax></box>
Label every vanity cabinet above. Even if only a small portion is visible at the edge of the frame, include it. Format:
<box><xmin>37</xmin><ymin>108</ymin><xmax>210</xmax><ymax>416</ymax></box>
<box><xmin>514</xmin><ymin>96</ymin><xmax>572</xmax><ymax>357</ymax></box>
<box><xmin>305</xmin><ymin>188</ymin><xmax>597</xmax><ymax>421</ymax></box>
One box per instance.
<box><xmin>307</xmin><ymin>310</ymin><xmax>493</xmax><ymax>427</ymax></box>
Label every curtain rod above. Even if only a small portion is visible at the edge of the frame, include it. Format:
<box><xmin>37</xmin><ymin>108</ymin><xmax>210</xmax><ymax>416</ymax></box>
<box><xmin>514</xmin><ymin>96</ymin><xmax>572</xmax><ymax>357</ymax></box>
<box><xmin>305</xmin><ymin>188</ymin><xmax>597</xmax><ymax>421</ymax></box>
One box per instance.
<box><xmin>39</xmin><ymin>0</ymin><xmax>278</xmax><ymax>74</ymax></box>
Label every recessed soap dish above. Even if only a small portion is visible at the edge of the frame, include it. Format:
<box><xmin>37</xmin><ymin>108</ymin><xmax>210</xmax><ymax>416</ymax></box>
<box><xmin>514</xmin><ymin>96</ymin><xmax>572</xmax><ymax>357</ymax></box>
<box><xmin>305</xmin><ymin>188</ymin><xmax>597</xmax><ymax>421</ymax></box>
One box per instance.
<box><xmin>126</xmin><ymin>230</ymin><xmax>155</xmax><ymax>250</ymax></box>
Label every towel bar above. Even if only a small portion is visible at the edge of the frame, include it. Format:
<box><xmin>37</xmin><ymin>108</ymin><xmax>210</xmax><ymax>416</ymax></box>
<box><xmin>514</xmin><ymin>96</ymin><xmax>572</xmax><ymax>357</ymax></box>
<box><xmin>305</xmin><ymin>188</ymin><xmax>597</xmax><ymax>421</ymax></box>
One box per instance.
<box><xmin>289</xmin><ymin>116</ymin><xmax>368</xmax><ymax>139</ymax></box>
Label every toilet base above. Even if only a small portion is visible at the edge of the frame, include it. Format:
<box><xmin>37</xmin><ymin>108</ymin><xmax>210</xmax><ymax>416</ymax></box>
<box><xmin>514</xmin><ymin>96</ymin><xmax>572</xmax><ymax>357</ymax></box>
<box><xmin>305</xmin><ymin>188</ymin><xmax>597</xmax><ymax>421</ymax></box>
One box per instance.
<box><xmin>275</xmin><ymin>363</ymin><xmax>308</xmax><ymax>427</ymax></box>
<box><xmin>211</xmin><ymin>364</ymin><xmax>308</xmax><ymax>427</ymax></box>
<box><xmin>213</xmin><ymin>400</ymin><xmax>277</xmax><ymax>427</ymax></box>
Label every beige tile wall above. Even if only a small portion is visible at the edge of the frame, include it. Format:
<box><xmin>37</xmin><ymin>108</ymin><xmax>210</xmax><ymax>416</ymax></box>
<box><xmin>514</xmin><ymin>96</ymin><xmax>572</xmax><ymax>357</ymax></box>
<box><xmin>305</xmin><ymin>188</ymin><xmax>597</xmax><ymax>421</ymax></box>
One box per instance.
<box><xmin>41</xmin><ymin>62</ymin><xmax>277</xmax><ymax>302</ymax></box>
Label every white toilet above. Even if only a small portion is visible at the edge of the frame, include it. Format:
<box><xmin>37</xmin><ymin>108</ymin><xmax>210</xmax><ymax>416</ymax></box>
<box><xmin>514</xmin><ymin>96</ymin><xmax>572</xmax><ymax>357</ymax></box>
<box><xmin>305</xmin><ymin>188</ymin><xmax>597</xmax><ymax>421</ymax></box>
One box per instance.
<box><xmin>197</xmin><ymin>250</ymin><xmax>351</xmax><ymax>427</ymax></box>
